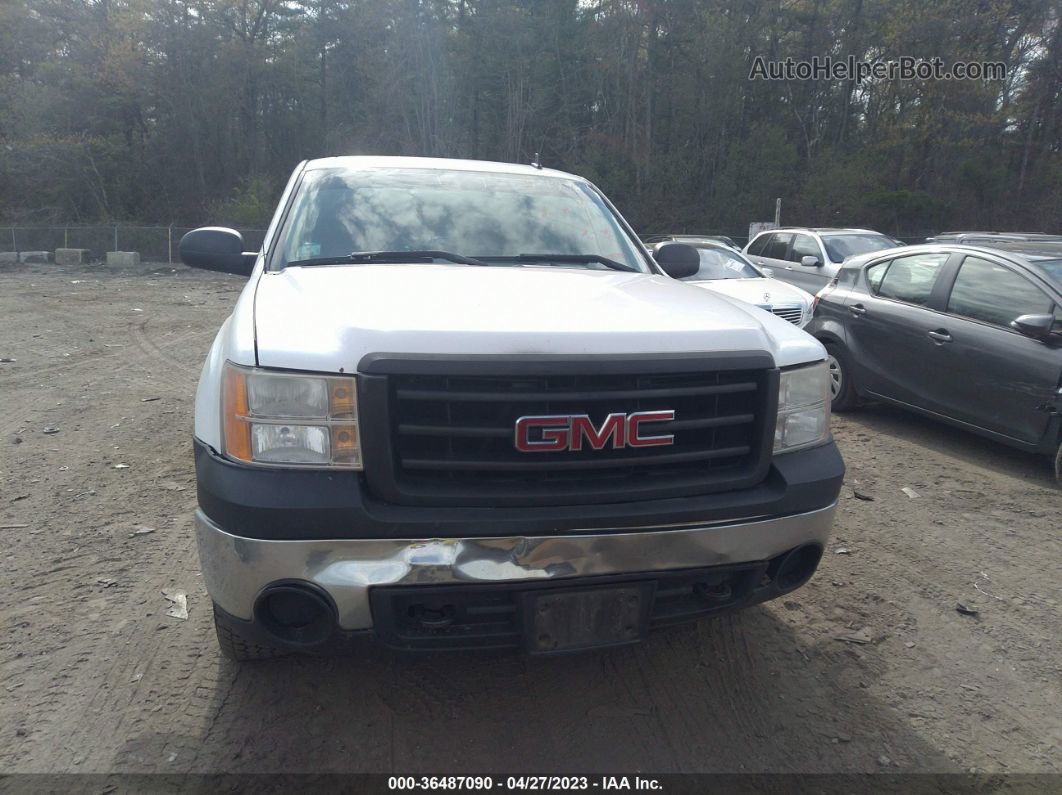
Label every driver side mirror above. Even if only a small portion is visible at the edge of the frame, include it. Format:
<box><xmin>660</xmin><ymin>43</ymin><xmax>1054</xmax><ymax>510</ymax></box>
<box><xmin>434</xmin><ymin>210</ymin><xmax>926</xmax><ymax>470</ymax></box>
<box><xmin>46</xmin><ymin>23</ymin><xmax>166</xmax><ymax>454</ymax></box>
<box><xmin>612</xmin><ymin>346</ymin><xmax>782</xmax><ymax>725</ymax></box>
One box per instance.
<box><xmin>653</xmin><ymin>242</ymin><xmax>700</xmax><ymax>279</ymax></box>
<box><xmin>800</xmin><ymin>255</ymin><xmax>822</xmax><ymax>267</ymax></box>
<box><xmin>1010</xmin><ymin>314</ymin><xmax>1055</xmax><ymax>341</ymax></box>
<box><xmin>179</xmin><ymin>227</ymin><xmax>257</xmax><ymax>276</ymax></box>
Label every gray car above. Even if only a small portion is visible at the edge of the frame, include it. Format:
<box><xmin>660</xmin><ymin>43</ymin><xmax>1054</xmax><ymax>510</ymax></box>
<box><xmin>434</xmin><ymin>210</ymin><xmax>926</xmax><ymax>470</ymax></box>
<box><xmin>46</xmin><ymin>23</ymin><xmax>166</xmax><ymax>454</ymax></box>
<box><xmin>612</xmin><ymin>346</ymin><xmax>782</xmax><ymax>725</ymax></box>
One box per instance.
<box><xmin>805</xmin><ymin>243</ymin><xmax>1062</xmax><ymax>482</ymax></box>
<box><xmin>744</xmin><ymin>227</ymin><xmax>903</xmax><ymax>294</ymax></box>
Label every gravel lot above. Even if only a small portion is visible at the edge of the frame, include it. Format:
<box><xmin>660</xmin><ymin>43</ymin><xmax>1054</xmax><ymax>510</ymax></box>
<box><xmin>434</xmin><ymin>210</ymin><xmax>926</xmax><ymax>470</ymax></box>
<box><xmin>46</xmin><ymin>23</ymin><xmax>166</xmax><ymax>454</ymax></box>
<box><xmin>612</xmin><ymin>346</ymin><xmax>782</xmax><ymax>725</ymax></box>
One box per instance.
<box><xmin>1</xmin><ymin>262</ymin><xmax>1059</xmax><ymax>775</ymax></box>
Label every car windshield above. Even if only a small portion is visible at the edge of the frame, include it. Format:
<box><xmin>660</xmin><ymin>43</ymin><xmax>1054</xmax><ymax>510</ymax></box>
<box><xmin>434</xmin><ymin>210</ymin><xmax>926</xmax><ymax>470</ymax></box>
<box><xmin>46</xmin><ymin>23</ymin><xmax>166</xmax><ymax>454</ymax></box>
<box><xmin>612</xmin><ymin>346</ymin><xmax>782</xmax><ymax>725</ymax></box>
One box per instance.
<box><xmin>1036</xmin><ymin>259</ymin><xmax>1062</xmax><ymax>284</ymax></box>
<box><xmin>274</xmin><ymin>167</ymin><xmax>649</xmax><ymax>272</ymax></box>
<box><xmin>822</xmin><ymin>234</ymin><xmax>898</xmax><ymax>263</ymax></box>
<box><xmin>679</xmin><ymin>246</ymin><xmax>761</xmax><ymax>280</ymax></box>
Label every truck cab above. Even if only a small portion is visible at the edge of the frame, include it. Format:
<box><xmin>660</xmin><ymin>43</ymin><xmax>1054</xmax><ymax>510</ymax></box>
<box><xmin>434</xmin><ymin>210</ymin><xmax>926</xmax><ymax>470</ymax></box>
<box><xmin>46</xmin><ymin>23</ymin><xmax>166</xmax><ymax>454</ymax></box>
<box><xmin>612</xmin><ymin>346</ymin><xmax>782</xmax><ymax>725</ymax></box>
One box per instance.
<box><xmin>183</xmin><ymin>156</ymin><xmax>844</xmax><ymax>659</ymax></box>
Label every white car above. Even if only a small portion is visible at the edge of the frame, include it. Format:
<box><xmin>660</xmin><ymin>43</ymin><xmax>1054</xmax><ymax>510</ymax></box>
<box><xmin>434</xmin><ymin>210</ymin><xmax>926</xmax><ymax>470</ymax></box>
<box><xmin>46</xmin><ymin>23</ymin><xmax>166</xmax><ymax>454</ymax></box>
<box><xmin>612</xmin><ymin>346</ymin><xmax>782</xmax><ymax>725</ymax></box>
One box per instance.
<box><xmin>652</xmin><ymin>240</ymin><xmax>815</xmax><ymax>327</ymax></box>
<box><xmin>178</xmin><ymin>156</ymin><xmax>843</xmax><ymax>659</ymax></box>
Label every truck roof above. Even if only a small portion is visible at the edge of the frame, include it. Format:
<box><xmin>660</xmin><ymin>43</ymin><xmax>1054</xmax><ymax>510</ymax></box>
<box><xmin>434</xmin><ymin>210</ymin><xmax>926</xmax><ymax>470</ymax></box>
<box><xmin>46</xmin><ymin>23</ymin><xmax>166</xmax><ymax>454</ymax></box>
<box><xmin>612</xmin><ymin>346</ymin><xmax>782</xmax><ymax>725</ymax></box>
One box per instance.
<box><xmin>303</xmin><ymin>155</ymin><xmax>579</xmax><ymax>181</ymax></box>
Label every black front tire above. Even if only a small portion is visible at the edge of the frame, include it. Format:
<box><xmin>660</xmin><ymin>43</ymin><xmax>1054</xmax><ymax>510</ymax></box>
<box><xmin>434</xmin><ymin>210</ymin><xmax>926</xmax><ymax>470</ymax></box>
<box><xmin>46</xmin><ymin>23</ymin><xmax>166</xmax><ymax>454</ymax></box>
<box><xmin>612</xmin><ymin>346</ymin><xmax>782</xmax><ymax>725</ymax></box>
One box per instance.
<box><xmin>1054</xmin><ymin>441</ymin><xmax>1061</xmax><ymax>486</ymax></box>
<box><xmin>214</xmin><ymin>606</ymin><xmax>287</xmax><ymax>661</ymax></box>
<box><xmin>824</xmin><ymin>343</ymin><xmax>859</xmax><ymax>412</ymax></box>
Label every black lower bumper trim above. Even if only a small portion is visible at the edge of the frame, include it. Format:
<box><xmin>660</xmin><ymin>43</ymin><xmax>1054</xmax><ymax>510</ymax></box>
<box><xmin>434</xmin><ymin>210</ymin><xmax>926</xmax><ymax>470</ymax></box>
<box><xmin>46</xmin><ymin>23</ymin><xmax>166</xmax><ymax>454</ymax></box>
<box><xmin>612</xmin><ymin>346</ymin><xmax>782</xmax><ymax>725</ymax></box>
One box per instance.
<box><xmin>214</xmin><ymin>545</ymin><xmax>822</xmax><ymax>656</ymax></box>
<box><xmin>194</xmin><ymin>438</ymin><xmax>844</xmax><ymax>541</ymax></box>
<box><xmin>370</xmin><ymin>561</ymin><xmax>775</xmax><ymax>652</ymax></box>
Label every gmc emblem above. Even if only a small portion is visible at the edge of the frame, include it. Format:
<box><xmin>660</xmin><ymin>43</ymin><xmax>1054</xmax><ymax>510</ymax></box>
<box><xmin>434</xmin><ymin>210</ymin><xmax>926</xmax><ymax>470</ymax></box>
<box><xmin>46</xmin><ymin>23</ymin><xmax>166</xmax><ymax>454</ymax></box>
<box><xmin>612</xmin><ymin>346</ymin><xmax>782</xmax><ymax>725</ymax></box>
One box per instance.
<box><xmin>514</xmin><ymin>411</ymin><xmax>675</xmax><ymax>453</ymax></box>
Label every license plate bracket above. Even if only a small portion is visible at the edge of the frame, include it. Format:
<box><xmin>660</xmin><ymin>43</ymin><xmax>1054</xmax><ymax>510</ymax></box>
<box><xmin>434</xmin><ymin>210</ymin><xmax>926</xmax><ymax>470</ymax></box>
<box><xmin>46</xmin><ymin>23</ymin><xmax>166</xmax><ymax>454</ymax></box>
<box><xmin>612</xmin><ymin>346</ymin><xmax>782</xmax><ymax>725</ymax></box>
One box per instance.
<box><xmin>523</xmin><ymin>581</ymin><xmax>654</xmax><ymax>654</ymax></box>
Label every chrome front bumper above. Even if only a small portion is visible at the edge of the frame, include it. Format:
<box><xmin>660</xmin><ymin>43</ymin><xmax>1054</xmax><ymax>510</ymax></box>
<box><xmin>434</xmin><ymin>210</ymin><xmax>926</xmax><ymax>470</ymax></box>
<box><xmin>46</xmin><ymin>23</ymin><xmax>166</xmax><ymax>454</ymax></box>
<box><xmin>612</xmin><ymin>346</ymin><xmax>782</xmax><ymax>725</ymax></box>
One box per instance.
<box><xmin>196</xmin><ymin>503</ymin><xmax>837</xmax><ymax>631</ymax></box>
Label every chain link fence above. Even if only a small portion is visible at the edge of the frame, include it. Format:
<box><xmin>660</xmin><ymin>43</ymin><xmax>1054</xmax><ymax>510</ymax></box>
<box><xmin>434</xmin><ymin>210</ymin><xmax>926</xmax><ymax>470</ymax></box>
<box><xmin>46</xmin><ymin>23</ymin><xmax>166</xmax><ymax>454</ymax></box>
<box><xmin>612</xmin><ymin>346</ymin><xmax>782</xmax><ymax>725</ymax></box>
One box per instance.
<box><xmin>0</xmin><ymin>225</ymin><xmax>267</xmax><ymax>262</ymax></box>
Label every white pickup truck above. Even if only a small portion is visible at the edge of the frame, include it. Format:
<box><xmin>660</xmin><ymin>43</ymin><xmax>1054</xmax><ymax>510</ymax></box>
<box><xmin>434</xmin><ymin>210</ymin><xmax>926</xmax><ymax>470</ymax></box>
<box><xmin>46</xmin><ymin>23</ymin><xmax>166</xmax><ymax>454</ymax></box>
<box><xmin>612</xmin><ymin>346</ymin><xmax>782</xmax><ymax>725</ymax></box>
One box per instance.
<box><xmin>181</xmin><ymin>156</ymin><xmax>844</xmax><ymax>659</ymax></box>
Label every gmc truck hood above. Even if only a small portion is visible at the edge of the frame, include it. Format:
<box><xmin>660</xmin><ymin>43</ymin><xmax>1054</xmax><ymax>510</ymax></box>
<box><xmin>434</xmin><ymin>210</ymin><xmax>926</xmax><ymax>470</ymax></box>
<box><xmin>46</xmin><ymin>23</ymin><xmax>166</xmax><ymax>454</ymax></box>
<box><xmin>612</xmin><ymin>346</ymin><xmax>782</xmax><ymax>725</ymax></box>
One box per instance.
<box><xmin>252</xmin><ymin>264</ymin><xmax>823</xmax><ymax>372</ymax></box>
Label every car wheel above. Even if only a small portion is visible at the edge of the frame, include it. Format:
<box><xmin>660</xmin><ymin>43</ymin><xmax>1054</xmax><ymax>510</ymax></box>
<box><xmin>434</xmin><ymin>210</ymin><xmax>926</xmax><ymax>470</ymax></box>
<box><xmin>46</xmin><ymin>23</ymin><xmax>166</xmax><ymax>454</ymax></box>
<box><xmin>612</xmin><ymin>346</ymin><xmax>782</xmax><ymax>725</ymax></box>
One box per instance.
<box><xmin>213</xmin><ymin>605</ymin><xmax>287</xmax><ymax>661</ymax></box>
<box><xmin>824</xmin><ymin>343</ymin><xmax>859</xmax><ymax>412</ymax></box>
<box><xmin>1055</xmin><ymin>441</ymin><xmax>1061</xmax><ymax>486</ymax></box>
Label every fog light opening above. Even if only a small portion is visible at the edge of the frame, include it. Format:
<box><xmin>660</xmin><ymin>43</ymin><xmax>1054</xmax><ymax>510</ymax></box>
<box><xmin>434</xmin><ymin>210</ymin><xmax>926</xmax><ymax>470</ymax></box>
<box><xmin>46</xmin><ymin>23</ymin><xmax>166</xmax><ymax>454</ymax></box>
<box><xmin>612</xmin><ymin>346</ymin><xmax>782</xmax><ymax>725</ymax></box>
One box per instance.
<box><xmin>253</xmin><ymin>583</ymin><xmax>335</xmax><ymax>646</ymax></box>
<box><xmin>775</xmin><ymin>544</ymin><xmax>823</xmax><ymax>591</ymax></box>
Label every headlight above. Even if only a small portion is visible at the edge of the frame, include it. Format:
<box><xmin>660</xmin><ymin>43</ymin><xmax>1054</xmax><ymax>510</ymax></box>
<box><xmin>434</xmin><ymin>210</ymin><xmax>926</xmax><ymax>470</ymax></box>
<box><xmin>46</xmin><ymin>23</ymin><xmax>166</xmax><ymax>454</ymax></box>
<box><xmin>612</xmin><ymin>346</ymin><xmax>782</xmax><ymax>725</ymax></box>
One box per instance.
<box><xmin>774</xmin><ymin>362</ymin><xmax>830</xmax><ymax>453</ymax></box>
<box><xmin>222</xmin><ymin>362</ymin><xmax>362</xmax><ymax>469</ymax></box>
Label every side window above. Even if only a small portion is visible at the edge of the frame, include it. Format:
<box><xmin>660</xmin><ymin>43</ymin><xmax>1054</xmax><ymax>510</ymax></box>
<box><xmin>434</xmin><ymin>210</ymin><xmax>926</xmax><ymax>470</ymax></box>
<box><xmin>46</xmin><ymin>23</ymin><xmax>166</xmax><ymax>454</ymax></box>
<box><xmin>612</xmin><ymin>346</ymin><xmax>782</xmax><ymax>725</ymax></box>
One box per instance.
<box><xmin>865</xmin><ymin>261</ymin><xmax>889</xmax><ymax>292</ymax></box>
<box><xmin>837</xmin><ymin>266</ymin><xmax>859</xmax><ymax>288</ymax></box>
<box><xmin>746</xmin><ymin>234</ymin><xmax>769</xmax><ymax>256</ymax></box>
<box><xmin>947</xmin><ymin>256</ymin><xmax>1053</xmax><ymax>328</ymax></box>
<box><xmin>790</xmin><ymin>234</ymin><xmax>821</xmax><ymax>263</ymax></box>
<box><xmin>876</xmin><ymin>253</ymin><xmax>949</xmax><ymax>306</ymax></box>
<box><xmin>761</xmin><ymin>233</ymin><xmax>792</xmax><ymax>260</ymax></box>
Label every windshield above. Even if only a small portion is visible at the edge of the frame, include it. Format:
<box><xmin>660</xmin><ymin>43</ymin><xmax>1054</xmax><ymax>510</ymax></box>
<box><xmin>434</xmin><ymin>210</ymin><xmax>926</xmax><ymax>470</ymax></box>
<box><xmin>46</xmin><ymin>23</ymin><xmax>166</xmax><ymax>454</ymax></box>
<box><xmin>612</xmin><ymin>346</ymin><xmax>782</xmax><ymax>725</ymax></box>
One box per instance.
<box><xmin>274</xmin><ymin>167</ymin><xmax>649</xmax><ymax>272</ymax></box>
<box><xmin>822</xmin><ymin>234</ymin><xmax>898</xmax><ymax>263</ymax></box>
<box><xmin>1037</xmin><ymin>259</ymin><xmax>1062</xmax><ymax>284</ymax></box>
<box><xmin>680</xmin><ymin>246</ymin><xmax>762</xmax><ymax>280</ymax></box>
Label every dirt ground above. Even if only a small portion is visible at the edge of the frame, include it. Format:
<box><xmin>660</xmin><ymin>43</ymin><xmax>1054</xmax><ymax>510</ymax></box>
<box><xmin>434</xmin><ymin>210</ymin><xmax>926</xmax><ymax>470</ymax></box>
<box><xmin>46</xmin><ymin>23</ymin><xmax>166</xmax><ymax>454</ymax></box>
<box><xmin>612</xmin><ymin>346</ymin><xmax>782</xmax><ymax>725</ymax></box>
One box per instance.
<box><xmin>0</xmin><ymin>261</ymin><xmax>1059</xmax><ymax>776</ymax></box>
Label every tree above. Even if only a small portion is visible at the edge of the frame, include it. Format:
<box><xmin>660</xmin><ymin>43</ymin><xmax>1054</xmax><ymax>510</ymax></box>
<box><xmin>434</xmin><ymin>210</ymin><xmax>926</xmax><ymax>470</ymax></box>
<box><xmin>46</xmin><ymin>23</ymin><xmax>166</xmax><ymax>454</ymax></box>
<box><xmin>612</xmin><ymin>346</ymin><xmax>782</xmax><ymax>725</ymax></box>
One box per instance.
<box><xmin>0</xmin><ymin>0</ymin><xmax>1057</xmax><ymax>234</ymax></box>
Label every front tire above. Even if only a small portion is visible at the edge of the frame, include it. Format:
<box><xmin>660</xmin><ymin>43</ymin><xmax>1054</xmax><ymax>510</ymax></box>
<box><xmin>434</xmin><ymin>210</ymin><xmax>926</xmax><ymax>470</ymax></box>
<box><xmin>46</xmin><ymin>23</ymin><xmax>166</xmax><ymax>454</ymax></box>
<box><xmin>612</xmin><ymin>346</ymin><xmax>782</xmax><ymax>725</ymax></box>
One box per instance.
<box><xmin>824</xmin><ymin>343</ymin><xmax>859</xmax><ymax>412</ymax></box>
<box><xmin>1054</xmin><ymin>441</ymin><xmax>1061</xmax><ymax>486</ymax></box>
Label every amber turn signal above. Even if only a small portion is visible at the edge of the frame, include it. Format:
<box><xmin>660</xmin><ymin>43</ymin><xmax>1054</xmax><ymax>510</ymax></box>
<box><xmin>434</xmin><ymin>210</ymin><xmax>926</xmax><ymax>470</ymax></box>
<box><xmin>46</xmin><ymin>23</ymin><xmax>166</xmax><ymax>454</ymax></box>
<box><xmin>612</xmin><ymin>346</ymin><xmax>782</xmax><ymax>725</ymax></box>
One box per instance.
<box><xmin>223</xmin><ymin>365</ymin><xmax>253</xmax><ymax>462</ymax></box>
<box><xmin>330</xmin><ymin>381</ymin><xmax>356</xmax><ymax>417</ymax></box>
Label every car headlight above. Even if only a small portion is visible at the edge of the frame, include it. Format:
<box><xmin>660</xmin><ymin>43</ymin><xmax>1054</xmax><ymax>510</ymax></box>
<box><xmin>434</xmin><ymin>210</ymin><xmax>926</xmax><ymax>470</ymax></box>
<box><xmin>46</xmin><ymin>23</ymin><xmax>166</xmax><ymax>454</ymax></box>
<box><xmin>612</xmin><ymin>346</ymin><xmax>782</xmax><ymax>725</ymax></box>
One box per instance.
<box><xmin>774</xmin><ymin>361</ymin><xmax>830</xmax><ymax>453</ymax></box>
<box><xmin>222</xmin><ymin>362</ymin><xmax>362</xmax><ymax>469</ymax></box>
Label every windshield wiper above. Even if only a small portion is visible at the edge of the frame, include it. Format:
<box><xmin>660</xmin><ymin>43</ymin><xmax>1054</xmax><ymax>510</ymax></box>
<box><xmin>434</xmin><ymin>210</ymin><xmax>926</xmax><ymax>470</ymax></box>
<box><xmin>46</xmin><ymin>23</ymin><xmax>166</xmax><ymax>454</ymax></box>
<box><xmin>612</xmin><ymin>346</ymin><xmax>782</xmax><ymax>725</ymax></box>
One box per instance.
<box><xmin>478</xmin><ymin>254</ymin><xmax>640</xmax><ymax>273</ymax></box>
<box><xmin>288</xmin><ymin>250</ymin><xmax>488</xmax><ymax>267</ymax></box>
<box><xmin>286</xmin><ymin>250</ymin><xmax>639</xmax><ymax>272</ymax></box>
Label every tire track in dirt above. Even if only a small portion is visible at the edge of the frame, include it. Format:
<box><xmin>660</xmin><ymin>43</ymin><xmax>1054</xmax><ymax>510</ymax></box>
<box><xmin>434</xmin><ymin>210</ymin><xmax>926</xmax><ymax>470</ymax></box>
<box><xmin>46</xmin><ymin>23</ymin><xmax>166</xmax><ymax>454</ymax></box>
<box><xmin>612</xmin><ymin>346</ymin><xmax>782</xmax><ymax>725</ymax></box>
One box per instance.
<box><xmin>0</xmin><ymin>328</ymin><xmax>202</xmax><ymax>437</ymax></box>
<box><xmin>0</xmin><ymin>327</ymin><xmax>202</xmax><ymax>389</ymax></box>
<box><xmin>825</xmin><ymin>414</ymin><xmax>1062</xmax><ymax>772</ymax></box>
<box><xmin>0</xmin><ymin>283</ymin><xmax>209</xmax><ymax>437</ymax></box>
<box><xmin>1</xmin><ymin>265</ymin><xmax>232</xmax><ymax>773</ymax></box>
<box><xmin>2</xmin><ymin>497</ymin><xmax>217</xmax><ymax>772</ymax></box>
<box><xmin>132</xmin><ymin>319</ymin><xmax>201</xmax><ymax>378</ymax></box>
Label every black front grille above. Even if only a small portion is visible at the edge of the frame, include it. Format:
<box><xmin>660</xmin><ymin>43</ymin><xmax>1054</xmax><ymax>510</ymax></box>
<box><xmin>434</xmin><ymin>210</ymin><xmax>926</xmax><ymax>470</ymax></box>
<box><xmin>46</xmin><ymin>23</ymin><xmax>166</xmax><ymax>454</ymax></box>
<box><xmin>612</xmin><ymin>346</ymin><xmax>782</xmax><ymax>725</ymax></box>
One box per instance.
<box><xmin>360</xmin><ymin>357</ymin><xmax>777</xmax><ymax>507</ymax></box>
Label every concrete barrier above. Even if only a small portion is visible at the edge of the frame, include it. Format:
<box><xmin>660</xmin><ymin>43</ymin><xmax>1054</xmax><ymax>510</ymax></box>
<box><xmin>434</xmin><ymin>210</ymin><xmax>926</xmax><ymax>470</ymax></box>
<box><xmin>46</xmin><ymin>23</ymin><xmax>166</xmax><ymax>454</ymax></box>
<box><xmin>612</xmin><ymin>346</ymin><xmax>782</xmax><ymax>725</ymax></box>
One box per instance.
<box><xmin>0</xmin><ymin>252</ymin><xmax>18</xmax><ymax>265</ymax></box>
<box><xmin>55</xmin><ymin>248</ymin><xmax>92</xmax><ymax>266</ymax></box>
<box><xmin>106</xmin><ymin>251</ymin><xmax>140</xmax><ymax>267</ymax></box>
<box><xmin>19</xmin><ymin>251</ymin><xmax>51</xmax><ymax>263</ymax></box>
